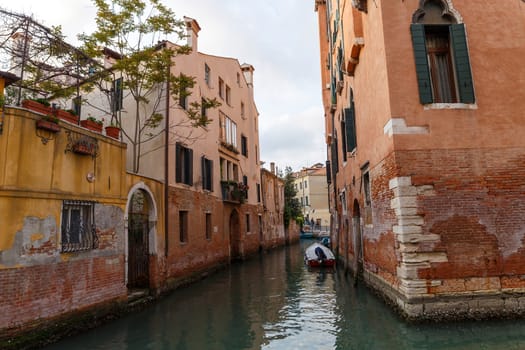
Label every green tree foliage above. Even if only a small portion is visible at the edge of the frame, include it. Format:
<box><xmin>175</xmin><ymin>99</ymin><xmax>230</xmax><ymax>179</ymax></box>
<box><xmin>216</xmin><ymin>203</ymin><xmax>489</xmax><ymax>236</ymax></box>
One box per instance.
<box><xmin>78</xmin><ymin>0</ymin><xmax>220</xmax><ymax>173</ymax></box>
<box><xmin>281</xmin><ymin>166</ymin><xmax>303</xmax><ymax>228</ymax></box>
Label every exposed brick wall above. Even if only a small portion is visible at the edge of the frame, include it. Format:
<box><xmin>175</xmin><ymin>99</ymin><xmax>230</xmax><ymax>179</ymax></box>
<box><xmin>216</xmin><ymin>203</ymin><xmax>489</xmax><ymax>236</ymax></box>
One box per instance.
<box><xmin>0</xmin><ymin>256</ymin><xmax>126</xmax><ymax>330</ymax></box>
<box><xmin>164</xmin><ymin>186</ymin><xmax>267</xmax><ymax>285</ymax></box>
<box><xmin>365</xmin><ymin>153</ymin><xmax>399</xmax><ymax>277</ymax></box>
<box><xmin>395</xmin><ymin>148</ymin><xmax>525</xmax><ymax>295</ymax></box>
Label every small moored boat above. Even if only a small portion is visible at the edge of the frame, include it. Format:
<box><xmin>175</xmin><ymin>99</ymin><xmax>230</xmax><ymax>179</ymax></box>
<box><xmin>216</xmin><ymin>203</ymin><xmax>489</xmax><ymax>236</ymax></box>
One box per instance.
<box><xmin>304</xmin><ymin>242</ymin><xmax>335</xmax><ymax>267</ymax></box>
<box><xmin>300</xmin><ymin>224</ymin><xmax>314</xmax><ymax>239</ymax></box>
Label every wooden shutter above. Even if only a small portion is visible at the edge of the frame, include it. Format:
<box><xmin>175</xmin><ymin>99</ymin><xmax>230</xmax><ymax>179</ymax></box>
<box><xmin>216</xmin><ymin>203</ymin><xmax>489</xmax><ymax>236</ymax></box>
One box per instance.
<box><xmin>410</xmin><ymin>24</ymin><xmax>433</xmax><ymax>104</ymax></box>
<box><xmin>450</xmin><ymin>24</ymin><xmax>475</xmax><ymax>104</ymax></box>
<box><xmin>187</xmin><ymin>148</ymin><xmax>193</xmax><ymax>186</ymax></box>
<box><xmin>175</xmin><ymin>143</ymin><xmax>182</xmax><ymax>183</ymax></box>
<box><xmin>208</xmin><ymin>160</ymin><xmax>213</xmax><ymax>191</ymax></box>
<box><xmin>331</xmin><ymin>138</ymin><xmax>339</xmax><ymax>175</ymax></box>
<box><xmin>326</xmin><ymin>161</ymin><xmax>332</xmax><ymax>184</ymax></box>
<box><xmin>201</xmin><ymin>156</ymin><xmax>207</xmax><ymax>190</ymax></box>
<box><xmin>344</xmin><ymin>107</ymin><xmax>357</xmax><ymax>152</ymax></box>
<box><xmin>340</xmin><ymin>120</ymin><xmax>348</xmax><ymax>162</ymax></box>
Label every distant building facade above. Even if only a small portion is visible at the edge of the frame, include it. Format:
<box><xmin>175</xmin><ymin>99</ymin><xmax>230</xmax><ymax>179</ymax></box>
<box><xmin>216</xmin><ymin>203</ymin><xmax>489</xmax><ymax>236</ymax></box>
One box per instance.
<box><xmin>316</xmin><ymin>0</ymin><xmax>525</xmax><ymax>320</ymax></box>
<box><xmin>260</xmin><ymin>165</ymin><xmax>289</xmax><ymax>248</ymax></box>
<box><xmin>293</xmin><ymin>163</ymin><xmax>330</xmax><ymax>230</ymax></box>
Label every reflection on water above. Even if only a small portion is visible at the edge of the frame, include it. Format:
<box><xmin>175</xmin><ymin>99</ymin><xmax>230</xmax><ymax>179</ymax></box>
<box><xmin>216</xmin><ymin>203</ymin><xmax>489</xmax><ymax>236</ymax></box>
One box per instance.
<box><xmin>44</xmin><ymin>240</ymin><xmax>525</xmax><ymax>350</ymax></box>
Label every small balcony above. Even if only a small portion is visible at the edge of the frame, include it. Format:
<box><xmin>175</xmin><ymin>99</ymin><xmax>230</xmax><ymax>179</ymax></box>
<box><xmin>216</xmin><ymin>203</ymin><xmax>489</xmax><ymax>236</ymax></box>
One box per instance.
<box><xmin>220</xmin><ymin>181</ymin><xmax>247</xmax><ymax>204</ymax></box>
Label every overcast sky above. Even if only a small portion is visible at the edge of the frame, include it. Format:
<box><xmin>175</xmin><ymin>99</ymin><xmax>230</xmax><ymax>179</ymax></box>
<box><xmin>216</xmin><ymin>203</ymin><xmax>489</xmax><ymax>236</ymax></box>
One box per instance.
<box><xmin>5</xmin><ymin>0</ymin><xmax>325</xmax><ymax>172</ymax></box>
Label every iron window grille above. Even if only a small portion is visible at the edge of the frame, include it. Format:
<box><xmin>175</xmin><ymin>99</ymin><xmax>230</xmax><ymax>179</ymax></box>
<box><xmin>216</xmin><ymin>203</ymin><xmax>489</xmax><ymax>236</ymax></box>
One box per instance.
<box><xmin>61</xmin><ymin>200</ymin><xmax>98</xmax><ymax>252</ymax></box>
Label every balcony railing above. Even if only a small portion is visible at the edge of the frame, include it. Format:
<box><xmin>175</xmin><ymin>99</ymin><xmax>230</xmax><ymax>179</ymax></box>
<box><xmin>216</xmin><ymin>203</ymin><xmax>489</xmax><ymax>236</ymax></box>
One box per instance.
<box><xmin>220</xmin><ymin>181</ymin><xmax>247</xmax><ymax>204</ymax></box>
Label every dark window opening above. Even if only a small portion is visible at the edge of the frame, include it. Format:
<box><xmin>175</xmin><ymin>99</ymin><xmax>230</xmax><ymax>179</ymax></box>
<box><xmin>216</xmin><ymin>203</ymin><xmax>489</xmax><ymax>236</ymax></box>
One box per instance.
<box><xmin>241</xmin><ymin>135</ymin><xmax>248</xmax><ymax>157</ymax></box>
<box><xmin>179</xmin><ymin>211</ymin><xmax>188</xmax><ymax>243</ymax></box>
<box><xmin>201</xmin><ymin>156</ymin><xmax>213</xmax><ymax>191</ymax></box>
<box><xmin>205</xmin><ymin>213</ymin><xmax>212</xmax><ymax>240</ymax></box>
<box><xmin>176</xmin><ymin>143</ymin><xmax>193</xmax><ymax>186</ymax></box>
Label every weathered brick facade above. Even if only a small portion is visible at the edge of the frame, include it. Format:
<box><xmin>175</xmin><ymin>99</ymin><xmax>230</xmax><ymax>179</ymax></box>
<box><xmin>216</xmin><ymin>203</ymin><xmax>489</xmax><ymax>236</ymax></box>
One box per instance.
<box><xmin>316</xmin><ymin>0</ymin><xmax>525</xmax><ymax>319</ymax></box>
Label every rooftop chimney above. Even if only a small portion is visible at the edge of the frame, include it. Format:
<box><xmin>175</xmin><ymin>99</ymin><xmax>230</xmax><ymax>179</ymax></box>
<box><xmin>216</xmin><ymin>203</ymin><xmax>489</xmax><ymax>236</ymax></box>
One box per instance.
<box><xmin>270</xmin><ymin>162</ymin><xmax>275</xmax><ymax>175</ymax></box>
<box><xmin>184</xmin><ymin>17</ymin><xmax>201</xmax><ymax>53</ymax></box>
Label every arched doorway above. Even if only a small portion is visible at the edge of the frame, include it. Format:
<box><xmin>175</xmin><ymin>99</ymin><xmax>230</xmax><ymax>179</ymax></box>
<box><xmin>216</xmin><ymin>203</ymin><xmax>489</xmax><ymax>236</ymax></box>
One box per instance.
<box><xmin>128</xmin><ymin>189</ymin><xmax>150</xmax><ymax>289</ymax></box>
<box><xmin>229</xmin><ymin>209</ymin><xmax>241</xmax><ymax>261</ymax></box>
<box><xmin>352</xmin><ymin>199</ymin><xmax>363</xmax><ymax>285</ymax></box>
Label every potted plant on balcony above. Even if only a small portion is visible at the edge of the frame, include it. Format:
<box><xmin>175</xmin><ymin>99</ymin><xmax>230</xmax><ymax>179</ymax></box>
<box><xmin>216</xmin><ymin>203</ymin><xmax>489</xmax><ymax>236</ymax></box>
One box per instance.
<box><xmin>36</xmin><ymin>114</ymin><xmax>60</xmax><ymax>133</ymax></box>
<box><xmin>105</xmin><ymin>121</ymin><xmax>120</xmax><ymax>139</ymax></box>
<box><xmin>80</xmin><ymin>116</ymin><xmax>103</xmax><ymax>133</ymax></box>
<box><xmin>232</xmin><ymin>182</ymin><xmax>249</xmax><ymax>203</ymax></box>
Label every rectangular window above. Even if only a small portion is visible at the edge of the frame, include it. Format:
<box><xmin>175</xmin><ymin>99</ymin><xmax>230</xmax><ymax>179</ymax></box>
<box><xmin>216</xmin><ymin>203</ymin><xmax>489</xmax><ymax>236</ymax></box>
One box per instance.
<box><xmin>241</xmin><ymin>135</ymin><xmax>248</xmax><ymax>157</ymax></box>
<box><xmin>220</xmin><ymin>157</ymin><xmax>226</xmax><ymax>180</ymax></box>
<box><xmin>363</xmin><ymin>171</ymin><xmax>371</xmax><ymax>206</ymax></box>
<box><xmin>326</xmin><ymin>160</ymin><xmax>332</xmax><ymax>184</ymax></box>
<box><xmin>306</xmin><ymin>196</ymin><xmax>309</xmax><ymax>206</ymax></box>
<box><xmin>205</xmin><ymin>64</ymin><xmax>211</xmax><ymax>87</ymax></box>
<box><xmin>201</xmin><ymin>97</ymin><xmax>207</xmax><ymax>117</ymax></box>
<box><xmin>205</xmin><ymin>212</ymin><xmax>212</xmax><ymax>240</ymax></box>
<box><xmin>237</xmin><ymin>72</ymin><xmax>241</xmax><ymax>86</ymax></box>
<box><xmin>72</xmin><ymin>96</ymin><xmax>82</xmax><ymax>116</ymax></box>
<box><xmin>341</xmin><ymin>119</ymin><xmax>348</xmax><ymax>162</ymax></box>
<box><xmin>331</xmin><ymin>138</ymin><xmax>339</xmax><ymax>175</ymax></box>
<box><xmin>225</xmin><ymin>85</ymin><xmax>231</xmax><ymax>105</ymax></box>
<box><xmin>246</xmin><ymin>214</ymin><xmax>250</xmax><ymax>233</ymax></box>
<box><xmin>113</xmin><ymin>77</ymin><xmax>123</xmax><ymax>112</ymax></box>
<box><xmin>256</xmin><ymin>183</ymin><xmax>261</xmax><ymax>203</ymax></box>
<box><xmin>233</xmin><ymin>164</ymin><xmax>239</xmax><ymax>181</ymax></box>
<box><xmin>61</xmin><ymin>200</ymin><xmax>96</xmax><ymax>252</ymax></box>
<box><xmin>258</xmin><ymin>215</ymin><xmax>263</xmax><ymax>238</ymax></box>
<box><xmin>179</xmin><ymin>75</ymin><xmax>187</xmax><ymax>110</ymax></box>
<box><xmin>241</xmin><ymin>102</ymin><xmax>245</xmax><ymax>118</ymax></box>
<box><xmin>340</xmin><ymin>191</ymin><xmax>347</xmax><ymax>216</ymax></box>
<box><xmin>411</xmin><ymin>23</ymin><xmax>475</xmax><ymax>104</ymax></box>
<box><xmin>222</xmin><ymin>114</ymin><xmax>237</xmax><ymax>147</ymax></box>
<box><xmin>243</xmin><ymin>175</ymin><xmax>248</xmax><ymax>200</ymax></box>
<box><xmin>219</xmin><ymin>77</ymin><xmax>224</xmax><ymax>99</ymax></box>
<box><xmin>179</xmin><ymin>211</ymin><xmax>188</xmax><ymax>243</ymax></box>
<box><xmin>344</xmin><ymin>105</ymin><xmax>357</xmax><ymax>152</ymax></box>
<box><xmin>304</xmin><ymin>181</ymin><xmax>308</xmax><ymax>189</ymax></box>
<box><xmin>176</xmin><ymin>143</ymin><xmax>193</xmax><ymax>185</ymax></box>
<box><xmin>201</xmin><ymin>156</ymin><xmax>213</xmax><ymax>191</ymax></box>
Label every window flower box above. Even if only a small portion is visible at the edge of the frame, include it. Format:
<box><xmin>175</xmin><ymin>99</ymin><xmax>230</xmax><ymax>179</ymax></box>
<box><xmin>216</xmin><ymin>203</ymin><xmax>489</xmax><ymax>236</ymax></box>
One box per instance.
<box><xmin>73</xmin><ymin>143</ymin><xmax>96</xmax><ymax>156</ymax></box>
<box><xmin>22</xmin><ymin>99</ymin><xmax>52</xmax><ymax>115</ymax></box>
<box><xmin>72</xmin><ymin>136</ymin><xmax>97</xmax><ymax>156</ymax></box>
<box><xmin>80</xmin><ymin>118</ymin><xmax>103</xmax><ymax>133</ymax></box>
<box><xmin>56</xmin><ymin>109</ymin><xmax>79</xmax><ymax>124</ymax></box>
<box><xmin>36</xmin><ymin>119</ymin><xmax>60</xmax><ymax>133</ymax></box>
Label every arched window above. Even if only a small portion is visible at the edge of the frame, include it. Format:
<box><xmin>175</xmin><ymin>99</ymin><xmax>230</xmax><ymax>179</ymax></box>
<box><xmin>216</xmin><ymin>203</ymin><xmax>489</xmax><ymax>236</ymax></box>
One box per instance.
<box><xmin>410</xmin><ymin>0</ymin><xmax>475</xmax><ymax>104</ymax></box>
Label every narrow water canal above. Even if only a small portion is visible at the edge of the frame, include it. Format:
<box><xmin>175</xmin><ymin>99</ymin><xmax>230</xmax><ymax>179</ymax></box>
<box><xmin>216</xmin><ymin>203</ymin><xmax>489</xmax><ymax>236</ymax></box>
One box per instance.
<box><xmin>45</xmin><ymin>240</ymin><xmax>525</xmax><ymax>350</ymax></box>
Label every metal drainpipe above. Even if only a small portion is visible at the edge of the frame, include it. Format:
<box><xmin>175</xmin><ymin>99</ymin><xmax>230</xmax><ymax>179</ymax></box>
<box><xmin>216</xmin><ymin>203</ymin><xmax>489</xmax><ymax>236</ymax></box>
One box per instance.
<box><xmin>164</xmin><ymin>64</ymin><xmax>170</xmax><ymax>258</ymax></box>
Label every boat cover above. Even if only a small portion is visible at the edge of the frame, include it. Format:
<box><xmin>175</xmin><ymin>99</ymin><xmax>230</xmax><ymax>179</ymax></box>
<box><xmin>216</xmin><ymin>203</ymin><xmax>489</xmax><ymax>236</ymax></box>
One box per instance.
<box><xmin>304</xmin><ymin>242</ymin><xmax>335</xmax><ymax>261</ymax></box>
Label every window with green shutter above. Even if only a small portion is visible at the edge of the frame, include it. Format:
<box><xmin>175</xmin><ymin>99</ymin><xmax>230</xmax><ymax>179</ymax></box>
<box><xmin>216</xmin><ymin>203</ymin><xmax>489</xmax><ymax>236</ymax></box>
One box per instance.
<box><xmin>410</xmin><ymin>1</ymin><xmax>475</xmax><ymax>104</ymax></box>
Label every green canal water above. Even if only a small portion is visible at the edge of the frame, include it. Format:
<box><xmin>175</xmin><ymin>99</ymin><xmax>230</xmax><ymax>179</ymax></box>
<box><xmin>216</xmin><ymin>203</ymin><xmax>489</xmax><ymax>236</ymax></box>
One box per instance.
<box><xmin>44</xmin><ymin>240</ymin><xmax>525</xmax><ymax>350</ymax></box>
